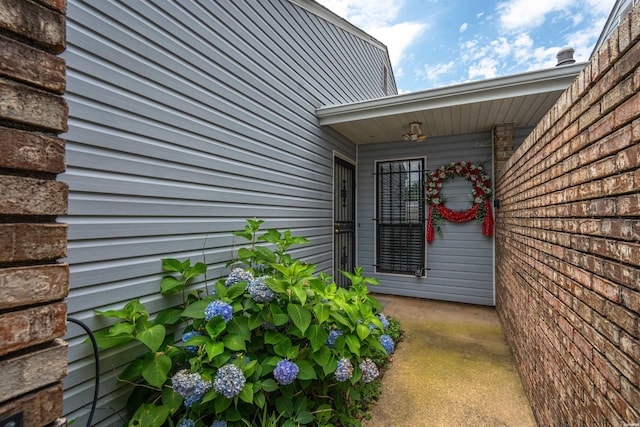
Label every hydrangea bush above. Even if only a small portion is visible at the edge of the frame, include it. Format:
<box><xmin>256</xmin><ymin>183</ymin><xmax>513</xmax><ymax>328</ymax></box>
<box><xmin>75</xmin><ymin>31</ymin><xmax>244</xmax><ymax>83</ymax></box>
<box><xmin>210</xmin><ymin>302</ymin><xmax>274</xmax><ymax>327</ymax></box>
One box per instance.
<box><xmin>93</xmin><ymin>219</ymin><xmax>399</xmax><ymax>426</ymax></box>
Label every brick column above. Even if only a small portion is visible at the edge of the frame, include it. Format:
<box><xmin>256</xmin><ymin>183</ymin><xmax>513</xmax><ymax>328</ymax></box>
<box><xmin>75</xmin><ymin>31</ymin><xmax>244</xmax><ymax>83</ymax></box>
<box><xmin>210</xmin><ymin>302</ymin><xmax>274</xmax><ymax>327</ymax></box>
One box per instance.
<box><xmin>0</xmin><ymin>0</ymin><xmax>69</xmax><ymax>426</ymax></box>
<box><xmin>493</xmin><ymin>122</ymin><xmax>514</xmax><ymax>179</ymax></box>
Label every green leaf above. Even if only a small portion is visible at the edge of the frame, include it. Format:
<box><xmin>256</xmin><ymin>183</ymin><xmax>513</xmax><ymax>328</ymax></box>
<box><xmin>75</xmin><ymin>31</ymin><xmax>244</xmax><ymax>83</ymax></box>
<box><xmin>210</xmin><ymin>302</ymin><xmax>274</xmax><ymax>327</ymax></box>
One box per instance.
<box><xmin>108</xmin><ymin>321</ymin><xmax>135</xmax><ymax>336</ymax></box>
<box><xmin>92</xmin><ymin>329</ymin><xmax>133</xmax><ymax>349</ymax></box>
<box><xmin>344</xmin><ymin>334</ymin><xmax>361</xmax><ymax>357</ymax></box>
<box><xmin>223</xmin><ymin>334</ymin><xmax>246</xmax><ymax>351</ymax></box>
<box><xmin>227</xmin><ymin>316</ymin><xmax>251</xmax><ymax>341</ymax></box>
<box><xmin>226</xmin><ymin>281</ymin><xmax>248</xmax><ymax>299</ymax></box>
<box><xmin>266</xmin><ymin>277</ymin><xmax>287</xmax><ymax>294</ymax></box>
<box><xmin>329</xmin><ymin>311</ymin><xmax>350</xmax><ymax>328</ymax></box>
<box><xmin>295</xmin><ymin>411</ymin><xmax>315</xmax><ymax>424</ymax></box>
<box><xmin>239</xmin><ymin>382</ymin><xmax>254</xmax><ymax>403</ymax></box>
<box><xmin>309</xmin><ymin>345</ymin><xmax>331</xmax><ymax>367</ymax></box>
<box><xmin>312</xmin><ymin>303</ymin><xmax>330</xmax><ymax>323</ymax></box>
<box><xmin>184</xmin><ymin>262</ymin><xmax>206</xmax><ymax>280</ymax></box>
<box><xmin>254</xmin><ymin>391</ymin><xmax>266</xmax><ymax>408</ymax></box>
<box><xmin>356</xmin><ymin>323</ymin><xmax>370</xmax><ymax>340</ymax></box>
<box><xmin>276</xmin><ymin>396</ymin><xmax>294</xmax><ymax>417</ymax></box>
<box><xmin>261</xmin><ymin>378</ymin><xmax>278</xmax><ymax>392</ymax></box>
<box><xmin>248</xmin><ymin>310</ymin><xmax>267</xmax><ymax>330</ymax></box>
<box><xmin>141</xmin><ymin>353</ymin><xmax>172</xmax><ymax>388</ymax></box>
<box><xmin>205</xmin><ymin>341</ymin><xmax>225</xmax><ymax>361</ymax></box>
<box><xmin>129</xmin><ymin>403</ymin><xmax>170</xmax><ymax>427</ymax></box>
<box><xmin>135</xmin><ymin>324</ymin><xmax>166</xmax><ymax>352</ymax></box>
<box><xmin>264</xmin><ymin>330</ymin><xmax>287</xmax><ymax>345</ymax></box>
<box><xmin>232</xmin><ymin>230</ymin><xmax>253</xmax><ymax>241</ymax></box>
<box><xmin>270</xmin><ymin>304</ymin><xmax>289</xmax><ymax>326</ymax></box>
<box><xmin>305</xmin><ymin>324</ymin><xmax>328</xmax><ymax>352</ymax></box>
<box><xmin>181</xmin><ymin>300</ymin><xmax>210</xmax><ymax>319</ymax></box>
<box><xmin>287</xmin><ymin>304</ymin><xmax>311</xmax><ymax>334</ymax></box>
<box><xmin>119</xmin><ymin>357</ymin><xmax>145</xmax><ymax>381</ymax></box>
<box><xmin>273</xmin><ymin>337</ymin><xmax>293</xmax><ymax>358</ymax></box>
<box><xmin>296</xmin><ymin>360</ymin><xmax>317</xmax><ymax>380</ymax></box>
<box><xmin>153</xmin><ymin>308</ymin><xmax>183</xmax><ymax>325</ymax></box>
<box><xmin>293</xmin><ymin>285</ymin><xmax>307</xmax><ymax>305</ymax></box>
<box><xmin>214</xmin><ymin>395</ymin><xmax>232</xmax><ymax>413</ymax></box>
<box><xmin>161</xmin><ymin>258</ymin><xmax>183</xmax><ymax>273</ymax></box>
<box><xmin>255</xmin><ymin>246</ymin><xmax>276</xmax><ymax>263</ymax></box>
<box><xmin>160</xmin><ymin>276</ymin><xmax>183</xmax><ymax>295</ymax></box>
<box><xmin>206</xmin><ymin>316</ymin><xmax>227</xmax><ymax>339</ymax></box>
<box><xmin>161</xmin><ymin>388</ymin><xmax>182</xmax><ymax>414</ymax></box>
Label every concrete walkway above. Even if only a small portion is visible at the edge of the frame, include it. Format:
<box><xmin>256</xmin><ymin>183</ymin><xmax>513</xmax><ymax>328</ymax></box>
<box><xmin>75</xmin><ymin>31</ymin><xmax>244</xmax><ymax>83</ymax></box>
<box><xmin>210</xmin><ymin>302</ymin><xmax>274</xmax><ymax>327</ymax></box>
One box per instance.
<box><xmin>365</xmin><ymin>295</ymin><xmax>536</xmax><ymax>427</ymax></box>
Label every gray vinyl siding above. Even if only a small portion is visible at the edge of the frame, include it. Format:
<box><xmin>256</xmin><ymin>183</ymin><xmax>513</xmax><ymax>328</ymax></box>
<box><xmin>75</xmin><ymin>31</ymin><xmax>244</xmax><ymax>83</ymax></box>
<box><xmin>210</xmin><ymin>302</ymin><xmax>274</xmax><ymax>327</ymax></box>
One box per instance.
<box><xmin>357</xmin><ymin>132</ymin><xmax>495</xmax><ymax>306</ymax></box>
<box><xmin>61</xmin><ymin>1</ymin><xmax>392</xmax><ymax>425</ymax></box>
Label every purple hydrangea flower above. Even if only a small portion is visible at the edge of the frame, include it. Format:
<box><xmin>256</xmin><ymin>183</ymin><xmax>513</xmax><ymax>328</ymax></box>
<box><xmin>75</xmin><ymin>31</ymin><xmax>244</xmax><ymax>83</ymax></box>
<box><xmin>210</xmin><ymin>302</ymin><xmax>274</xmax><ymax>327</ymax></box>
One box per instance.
<box><xmin>181</xmin><ymin>330</ymin><xmax>202</xmax><ymax>354</ymax></box>
<box><xmin>177</xmin><ymin>419</ymin><xmax>196</xmax><ymax>427</ymax></box>
<box><xmin>205</xmin><ymin>300</ymin><xmax>233</xmax><ymax>323</ymax></box>
<box><xmin>326</xmin><ymin>329</ymin><xmax>342</xmax><ymax>348</ymax></box>
<box><xmin>273</xmin><ymin>359</ymin><xmax>299</xmax><ymax>385</ymax></box>
<box><xmin>334</xmin><ymin>358</ymin><xmax>353</xmax><ymax>382</ymax></box>
<box><xmin>171</xmin><ymin>369</ymin><xmax>212</xmax><ymax>407</ymax></box>
<box><xmin>247</xmin><ymin>276</ymin><xmax>276</xmax><ymax>303</ymax></box>
<box><xmin>360</xmin><ymin>358</ymin><xmax>379</xmax><ymax>383</ymax></box>
<box><xmin>210</xmin><ymin>422</ymin><xmax>227</xmax><ymax>427</ymax></box>
<box><xmin>225</xmin><ymin>268</ymin><xmax>254</xmax><ymax>288</ymax></box>
<box><xmin>380</xmin><ymin>334</ymin><xmax>395</xmax><ymax>354</ymax></box>
<box><xmin>377</xmin><ymin>313</ymin><xmax>390</xmax><ymax>329</ymax></box>
<box><xmin>213</xmin><ymin>364</ymin><xmax>246</xmax><ymax>398</ymax></box>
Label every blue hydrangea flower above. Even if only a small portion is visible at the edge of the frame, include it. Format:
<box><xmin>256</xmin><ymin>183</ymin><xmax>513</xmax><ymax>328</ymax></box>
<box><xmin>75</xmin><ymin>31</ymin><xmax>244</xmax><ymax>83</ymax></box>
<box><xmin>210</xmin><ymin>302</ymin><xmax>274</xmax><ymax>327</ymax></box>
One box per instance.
<box><xmin>210</xmin><ymin>422</ymin><xmax>227</xmax><ymax>427</ymax></box>
<box><xmin>247</xmin><ymin>276</ymin><xmax>276</xmax><ymax>303</ymax></box>
<box><xmin>213</xmin><ymin>364</ymin><xmax>246</xmax><ymax>398</ymax></box>
<box><xmin>273</xmin><ymin>359</ymin><xmax>299</xmax><ymax>385</ymax></box>
<box><xmin>225</xmin><ymin>268</ymin><xmax>254</xmax><ymax>288</ymax></box>
<box><xmin>380</xmin><ymin>334</ymin><xmax>395</xmax><ymax>354</ymax></box>
<box><xmin>334</xmin><ymin>358</ymin><xmax>353</xmax><ymax>382</ymax></box>
<box><xmin>177</xmin><ymin>419</ymin><xmax>196</xmax><ymax>427</ymax></box>
<box><xmin>171</xmin><ymin>369</ymin><xmax>212</xmax><ymax>407</ymax></box>
<box><xmin>205</xmin><ymin>300</ymin><xmax>233</xmax><ymax>323</ymax></box>
<box><xmin>360</xmin><ymin>358</ymin><xmax>379</xmax><ymax>383</ymax></box>
<box><xmin>253</xmin><ymin>263</ymin><xmax>269</xmax><ymax>275</ymax></box>
<box><xmin>326</xmin><ymin>329</ymin><xmax>342</xmax><ymax>348</ymax></box>
<box><xmin>377</xmin><ymin>313</ymin><xmax>390</xmax><ymax>329</ymax></box>
<box><xmin>181</xmin><ymin>330</ymin><xmax>202</xmax><ymax>354</ymax></box>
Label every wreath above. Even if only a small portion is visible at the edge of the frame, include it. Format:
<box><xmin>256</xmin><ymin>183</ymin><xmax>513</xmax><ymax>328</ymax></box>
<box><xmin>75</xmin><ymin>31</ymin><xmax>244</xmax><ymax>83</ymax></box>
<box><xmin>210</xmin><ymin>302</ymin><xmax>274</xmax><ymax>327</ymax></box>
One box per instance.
<box><xmin>425</xmin><ymin>161</ymin><xmax>494</xmax><ymax>243</ymax></box>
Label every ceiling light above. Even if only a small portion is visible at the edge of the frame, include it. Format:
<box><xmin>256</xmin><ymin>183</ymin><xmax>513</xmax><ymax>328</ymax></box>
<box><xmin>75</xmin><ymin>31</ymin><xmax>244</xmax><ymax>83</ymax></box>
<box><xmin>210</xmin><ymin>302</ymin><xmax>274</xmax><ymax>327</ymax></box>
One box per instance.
<box><xmin>403</xmin><ymin>122</ymin><xmax>427</xmax><ymax>142</ymax></box>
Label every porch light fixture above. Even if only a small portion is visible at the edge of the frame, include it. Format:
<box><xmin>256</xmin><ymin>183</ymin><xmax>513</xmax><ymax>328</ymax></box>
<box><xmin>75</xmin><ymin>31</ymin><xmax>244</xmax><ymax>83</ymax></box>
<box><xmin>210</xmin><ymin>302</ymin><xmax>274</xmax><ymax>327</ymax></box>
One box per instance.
<box><xmin>403</xmin><ymin>122</ymin><xmax>427</xmax><ymax>142</ymax></box>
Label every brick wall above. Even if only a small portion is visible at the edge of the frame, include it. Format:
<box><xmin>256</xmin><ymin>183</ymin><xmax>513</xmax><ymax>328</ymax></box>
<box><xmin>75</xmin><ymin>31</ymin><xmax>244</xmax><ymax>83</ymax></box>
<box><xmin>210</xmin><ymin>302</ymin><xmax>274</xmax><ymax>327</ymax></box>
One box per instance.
<box><xmin>0</xmin><ymin>0</ymin><xmax>68</xmax><ymax>426</ymax></box>
<box><xmin>495</xmin><ymin>3</ymin><xmax>640</xmax><ymax>425</ymax></box>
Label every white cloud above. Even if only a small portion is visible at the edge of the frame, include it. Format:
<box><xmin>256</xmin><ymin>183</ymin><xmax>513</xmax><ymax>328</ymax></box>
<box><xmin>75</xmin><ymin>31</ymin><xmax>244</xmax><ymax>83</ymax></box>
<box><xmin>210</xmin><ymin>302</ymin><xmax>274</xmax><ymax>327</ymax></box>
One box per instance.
<box><xmin>497</xmin><ymin>0</ymin><xmax>575</xmax><ymax>31</ymax></box>
<box><xmin>468</xmin><ymin>57</ymin><xmax>499</xmax><ymax>79</ymax></box>
<box><xmin>459</xmin><ymin>22</ymin><xmax>468</xmax><ymax>32</ymax></box>
<box><xmin>418</xmin><ymin>61</ymin><xmax>455</xmax><ymax>82</ymax></box>
<box><xmin>367</xmin><ymin>22</ymin><xmax>428</xmax><ymax>69</ymax></box>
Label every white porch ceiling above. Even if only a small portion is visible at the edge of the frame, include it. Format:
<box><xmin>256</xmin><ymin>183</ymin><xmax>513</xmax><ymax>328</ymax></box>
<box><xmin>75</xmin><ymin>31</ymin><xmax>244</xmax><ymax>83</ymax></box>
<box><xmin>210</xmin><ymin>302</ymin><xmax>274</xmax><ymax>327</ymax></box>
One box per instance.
<box><xmin>317</xmin><ymin>63</ymin><xmax>586</xmax><ymax>144</ymax></box>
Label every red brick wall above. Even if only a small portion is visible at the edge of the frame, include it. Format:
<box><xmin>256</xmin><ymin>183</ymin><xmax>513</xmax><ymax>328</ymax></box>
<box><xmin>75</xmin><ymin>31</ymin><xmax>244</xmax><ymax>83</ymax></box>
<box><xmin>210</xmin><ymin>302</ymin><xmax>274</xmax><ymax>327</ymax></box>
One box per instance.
<box><xmin>0</xmin><ymin>0</ymin><xmax>68</xmax><ymax>425</ymax></box>
<box><xmin>495</xmin><ymin>4</ymin><xmax>640</xmax><ymax>425</ymax></box>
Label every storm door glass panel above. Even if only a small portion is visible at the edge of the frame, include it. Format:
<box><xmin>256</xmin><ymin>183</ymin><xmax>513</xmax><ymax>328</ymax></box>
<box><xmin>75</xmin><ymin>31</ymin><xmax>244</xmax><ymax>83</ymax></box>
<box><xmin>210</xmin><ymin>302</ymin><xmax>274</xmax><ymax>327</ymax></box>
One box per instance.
<box><xmin>376</xmin><ymin>159</ymin><xmax>425</xmax><ymax>275</ymax></box>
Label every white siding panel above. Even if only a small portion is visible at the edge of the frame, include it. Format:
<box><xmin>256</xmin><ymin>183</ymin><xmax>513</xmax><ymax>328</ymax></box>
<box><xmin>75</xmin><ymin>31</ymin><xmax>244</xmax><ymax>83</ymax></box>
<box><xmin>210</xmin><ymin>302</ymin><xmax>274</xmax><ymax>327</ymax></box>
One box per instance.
<box><xmin>357</xmin><ymin>132</ymin><xmax>495</xmax><ymax>306</ymax></box>
<box><xmin>61</xmin><ymin>0</ymin><xmax>392</xmax><ymax>424</ymax></box>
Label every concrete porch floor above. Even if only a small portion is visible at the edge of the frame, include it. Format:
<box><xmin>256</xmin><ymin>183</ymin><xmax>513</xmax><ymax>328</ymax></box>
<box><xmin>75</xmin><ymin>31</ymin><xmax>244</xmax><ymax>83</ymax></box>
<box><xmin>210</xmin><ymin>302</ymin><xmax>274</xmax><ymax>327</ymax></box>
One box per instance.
<box><xmin>365</xmin><ymin>294</ymin><xmax>537</xmax><ymax>427</ymax></box>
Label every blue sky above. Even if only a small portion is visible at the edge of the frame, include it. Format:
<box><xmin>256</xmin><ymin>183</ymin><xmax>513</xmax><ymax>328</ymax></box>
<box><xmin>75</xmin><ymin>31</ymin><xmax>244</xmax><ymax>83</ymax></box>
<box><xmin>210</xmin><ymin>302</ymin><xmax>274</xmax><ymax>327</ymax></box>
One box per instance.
<box><xmin>316</xmin><ymin>0</ymin><xmax>616</xmax><ymax>93</ymax></box>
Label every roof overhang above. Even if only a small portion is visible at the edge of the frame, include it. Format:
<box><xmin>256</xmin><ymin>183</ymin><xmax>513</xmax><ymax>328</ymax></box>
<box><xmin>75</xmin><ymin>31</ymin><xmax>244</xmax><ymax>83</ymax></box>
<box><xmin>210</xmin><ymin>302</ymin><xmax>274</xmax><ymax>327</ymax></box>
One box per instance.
<box><xmin>317</xmin><ymin>62</ymin><xmax>586</xmax><ymax>144</ymax></box>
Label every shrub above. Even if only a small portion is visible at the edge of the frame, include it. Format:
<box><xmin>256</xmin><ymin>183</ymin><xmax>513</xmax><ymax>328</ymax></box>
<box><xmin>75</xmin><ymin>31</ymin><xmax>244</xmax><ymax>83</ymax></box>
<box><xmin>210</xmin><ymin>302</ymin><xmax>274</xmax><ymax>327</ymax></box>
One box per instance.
<box><xmin>93</xmin><ymin>219</ymin><xmax>398</xmax><ymax>426</ymax></box>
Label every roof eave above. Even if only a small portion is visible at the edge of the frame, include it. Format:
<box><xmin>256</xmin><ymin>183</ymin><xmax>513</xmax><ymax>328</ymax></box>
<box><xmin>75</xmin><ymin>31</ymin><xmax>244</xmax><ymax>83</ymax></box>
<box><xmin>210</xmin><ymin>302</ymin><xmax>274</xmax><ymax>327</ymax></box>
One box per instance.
<box><xmin>317</xmin><ymin>62</ymin><xmax>587</xmax><ymax>125</ymax></box>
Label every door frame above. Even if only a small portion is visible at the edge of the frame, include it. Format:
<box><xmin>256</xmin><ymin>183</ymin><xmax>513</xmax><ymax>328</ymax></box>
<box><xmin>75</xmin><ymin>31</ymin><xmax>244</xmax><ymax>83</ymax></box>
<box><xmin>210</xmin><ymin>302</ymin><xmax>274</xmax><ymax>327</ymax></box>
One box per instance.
<box><xmin>333</xmin><ymin>152</ymin><xmax>357</xmax><ymax>286</ymax></box>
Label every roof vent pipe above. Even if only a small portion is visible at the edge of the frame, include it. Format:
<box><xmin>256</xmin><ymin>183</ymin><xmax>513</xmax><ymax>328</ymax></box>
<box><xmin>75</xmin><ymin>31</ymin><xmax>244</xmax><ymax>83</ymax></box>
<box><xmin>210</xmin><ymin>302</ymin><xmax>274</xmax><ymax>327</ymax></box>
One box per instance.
<box><xmin>556</xmin><ymin>47</ymin><xmax>575</xmax><ymax>66</ymax></box>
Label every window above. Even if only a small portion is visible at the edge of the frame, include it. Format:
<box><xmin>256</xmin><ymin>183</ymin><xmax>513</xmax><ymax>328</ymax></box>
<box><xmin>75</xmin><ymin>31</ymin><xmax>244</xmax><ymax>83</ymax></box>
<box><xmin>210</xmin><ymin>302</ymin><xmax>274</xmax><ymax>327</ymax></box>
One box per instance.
<box><xmin>376</xmin><ymin>158</ymin><xmax>425</xmax><ymax>275</ymax></box>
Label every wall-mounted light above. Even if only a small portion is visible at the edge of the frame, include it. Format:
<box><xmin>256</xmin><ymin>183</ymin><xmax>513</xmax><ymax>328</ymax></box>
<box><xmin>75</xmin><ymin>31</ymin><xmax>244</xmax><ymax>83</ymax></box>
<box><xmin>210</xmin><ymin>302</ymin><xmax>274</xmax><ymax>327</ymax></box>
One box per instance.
<box><xmin>403</xmin><ymin>122</ymin><xmax>427</xmax><ymax>142</ymax></box>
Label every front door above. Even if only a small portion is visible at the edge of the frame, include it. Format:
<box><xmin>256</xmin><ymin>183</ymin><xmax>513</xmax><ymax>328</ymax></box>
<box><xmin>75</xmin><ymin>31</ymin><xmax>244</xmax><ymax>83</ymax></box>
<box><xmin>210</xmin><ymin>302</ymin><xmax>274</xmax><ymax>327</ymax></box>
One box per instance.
<box><xmin>334</xmin><ymin>156</ymin><xmax>356</xmax><ymax>287</ymax></box>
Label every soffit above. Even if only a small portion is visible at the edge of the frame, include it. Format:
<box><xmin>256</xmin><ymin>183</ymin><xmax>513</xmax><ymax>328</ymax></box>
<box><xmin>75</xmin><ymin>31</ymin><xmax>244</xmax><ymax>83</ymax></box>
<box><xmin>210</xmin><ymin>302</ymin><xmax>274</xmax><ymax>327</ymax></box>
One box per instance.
<box><xmin>317</xmin><ymin>63</ymin><xmax>586</xmax><ymax>144</ymax></box>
